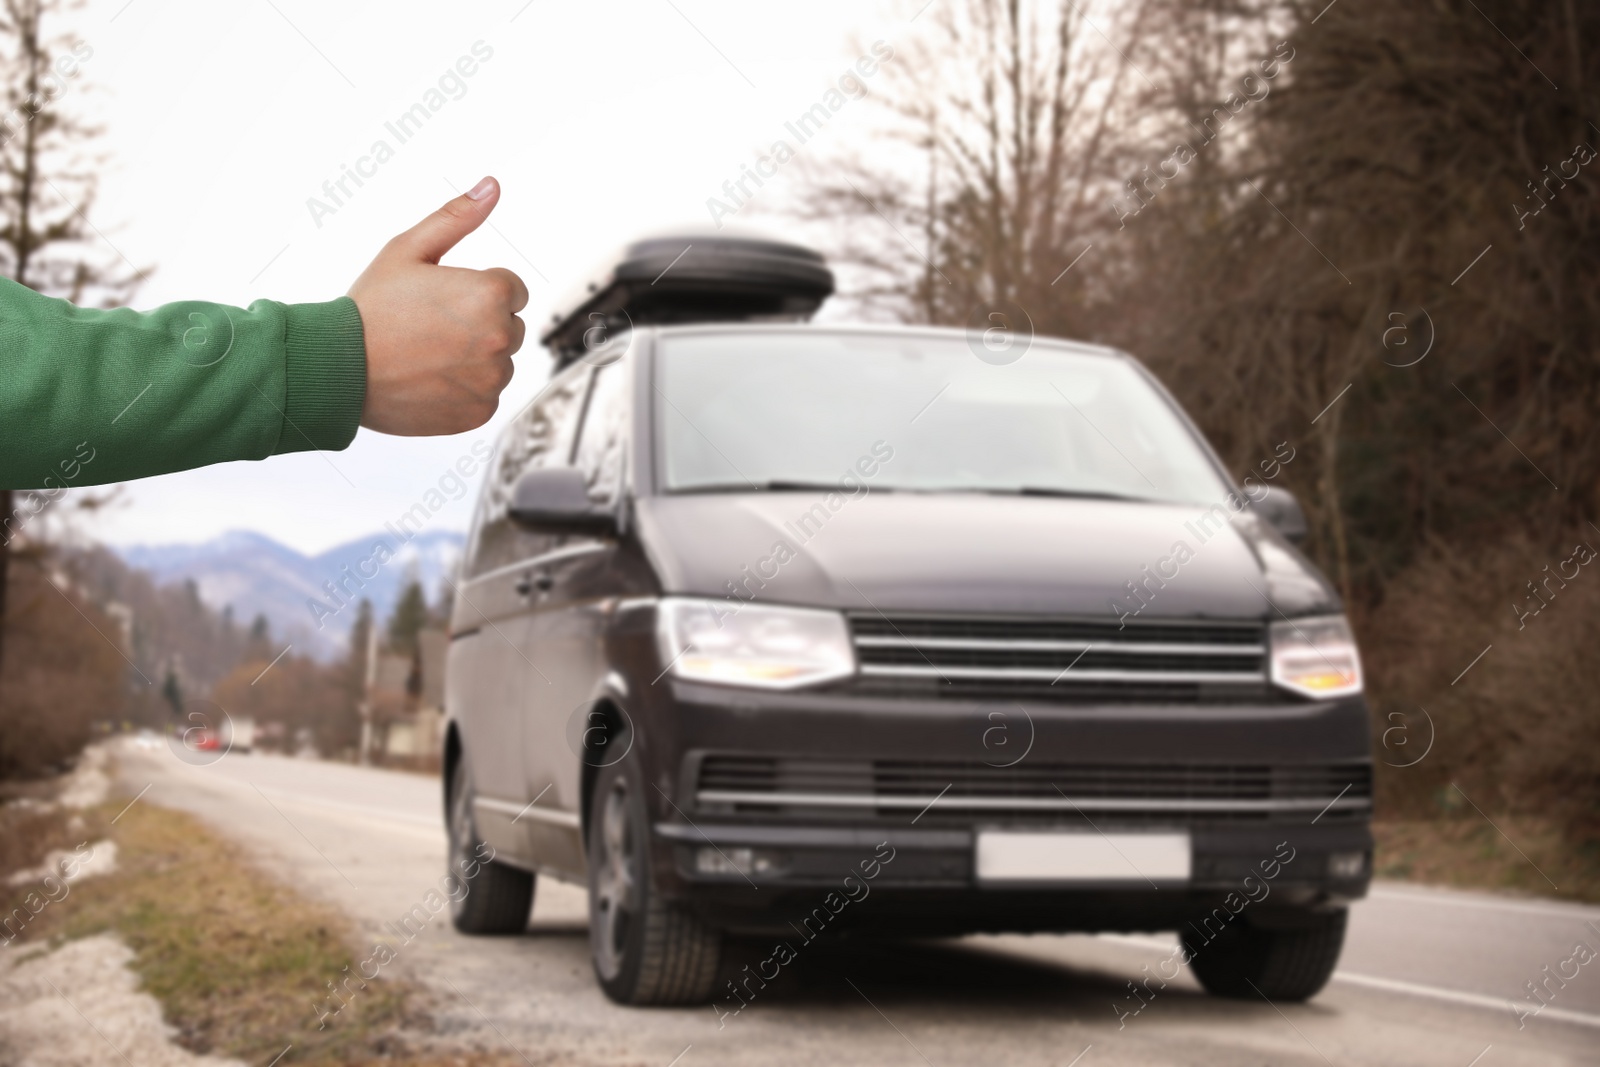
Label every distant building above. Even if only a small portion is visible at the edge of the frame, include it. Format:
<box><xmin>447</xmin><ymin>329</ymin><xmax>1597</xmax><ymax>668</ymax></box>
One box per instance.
<box><xmin>362</xmin><ymin>628</ymin><xmax>446</xmax><ymax>763</ymax></box>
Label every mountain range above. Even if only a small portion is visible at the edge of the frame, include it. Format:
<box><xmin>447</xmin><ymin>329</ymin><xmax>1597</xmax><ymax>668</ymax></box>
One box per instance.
<box><xmin>117</xmin><ymin>528</ymin><xmax>466</xmax><ymax>660</ymax></box>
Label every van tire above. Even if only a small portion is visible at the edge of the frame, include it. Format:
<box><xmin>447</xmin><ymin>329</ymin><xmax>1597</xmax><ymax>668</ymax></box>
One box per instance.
<box><xmin>588</xmin><ymin>757</ymin><xmax>721</xmax><ymax>1004</ymax></box>
<box><xmin>447</xmin><ymin>758</ymin><xmax>535</xmax><ymax>935</ymax></box>
<box><xmin>1183</xmin><ymin>908</ymin><xmax>1347</xmax><ymax>1001</ymax></box>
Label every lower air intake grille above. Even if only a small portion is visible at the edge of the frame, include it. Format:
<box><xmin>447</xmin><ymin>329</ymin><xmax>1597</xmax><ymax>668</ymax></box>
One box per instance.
<box><xmin>695</xmin><ymin>755</ymin><xmax>1371</xmax><ymax>825</ymax></box>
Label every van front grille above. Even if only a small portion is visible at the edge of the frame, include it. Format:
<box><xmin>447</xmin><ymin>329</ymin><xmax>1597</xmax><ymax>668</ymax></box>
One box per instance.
<box><xmin>847</xmin><ymin>612</ymin><xmax>1270</xmax><ymax>703</ymax></box>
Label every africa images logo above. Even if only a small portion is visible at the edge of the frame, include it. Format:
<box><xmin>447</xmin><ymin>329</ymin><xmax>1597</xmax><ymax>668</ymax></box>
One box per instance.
<box><xmin>176</xmin><ymin>305</ymin><xmax>235</xmax><ymax>368</ymax></box>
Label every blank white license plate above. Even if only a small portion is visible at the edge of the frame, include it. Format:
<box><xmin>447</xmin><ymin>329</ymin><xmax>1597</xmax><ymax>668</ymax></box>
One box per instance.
<box><xmin>975</xmin><ymin>830</ymin><xmax>1191</xmax><ymax>883</ymax></box>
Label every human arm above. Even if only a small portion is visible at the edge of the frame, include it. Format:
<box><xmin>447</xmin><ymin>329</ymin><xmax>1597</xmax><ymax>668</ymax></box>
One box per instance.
<box><xmin>0</xmin><ymin>176</ymin><xmax>526</xmax><ymax>490</ymax></box>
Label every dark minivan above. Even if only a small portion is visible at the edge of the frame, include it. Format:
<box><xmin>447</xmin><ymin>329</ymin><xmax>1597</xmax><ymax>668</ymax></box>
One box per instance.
<box><xmin>444</xmin><ymin>234</ymin><xmax>1371</xmax><ymax>1006</ymax></box>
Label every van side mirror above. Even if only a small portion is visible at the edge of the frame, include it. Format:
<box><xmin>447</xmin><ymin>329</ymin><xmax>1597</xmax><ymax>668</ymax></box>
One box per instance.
<box><xmin>1251</xmin><ymin>485</ymin><xmax>1308</xmax><ymax>544</ymax></box>
<box><xmin>508</xmin><ymin>467</ymin><xmax>615</xmax><ymax>535</ymax></box>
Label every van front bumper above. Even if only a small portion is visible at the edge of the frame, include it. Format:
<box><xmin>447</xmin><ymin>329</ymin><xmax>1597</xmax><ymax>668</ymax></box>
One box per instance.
<box><xmin>635</xmin><ymin>679</ymin><xmax>1373</xmax><ymax>934</ymax></box>
<box><xmin>653</xmin><ymin>818</ymin><xmax>1369</xmax><ymax>935</ymax></box>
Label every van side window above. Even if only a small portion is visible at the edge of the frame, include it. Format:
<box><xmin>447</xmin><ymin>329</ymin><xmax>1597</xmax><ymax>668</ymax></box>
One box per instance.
<box><xmin>464</xmin><ymin>363</ymin><xmax>592</xmax><ymax>577</ymax></box>
<box><xmin>571</xmin><ymin>357</ymin><xmax>629</xmax><ymax>507</ymax></box>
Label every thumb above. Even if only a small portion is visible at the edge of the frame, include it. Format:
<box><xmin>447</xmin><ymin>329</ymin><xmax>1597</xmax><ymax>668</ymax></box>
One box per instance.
<box><xmin>390</xmin><ymin>176</ymin><xmax>500</xmax><ymax>263</ymax></box>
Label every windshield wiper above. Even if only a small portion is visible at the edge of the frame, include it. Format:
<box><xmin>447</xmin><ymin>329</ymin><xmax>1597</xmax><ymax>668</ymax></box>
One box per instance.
<box><xmin>673</xmin><ymin>480</ymin><xmax>891</xmax><ymax>494</ymax></box>
<box><xmin>963</xmin><ymin>486</ymin><xmax>1156</xmax><ymax>503</ymax></box>
<box><xmin>673</xmin><ymin>482</ymin><xmax>1149</xmax><ymax>502</ymax></box>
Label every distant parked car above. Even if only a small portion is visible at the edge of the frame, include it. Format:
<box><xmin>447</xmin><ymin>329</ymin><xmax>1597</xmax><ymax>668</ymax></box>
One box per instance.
<box><xmin>187</xmin><ymin>729</ymin><xmax>223</xmax><ymax>752</ymax></box>
<box><xmin>224</xmin><ymin>715</ymin><xmax>255</xmax><ymax>754</ymax></box>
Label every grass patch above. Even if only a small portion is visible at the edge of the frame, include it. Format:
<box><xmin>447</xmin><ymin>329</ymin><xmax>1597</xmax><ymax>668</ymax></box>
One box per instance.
<box><xmin>1</xmin><ymin>798</ymin><xmax>517</xmax><ymax>1066</ymax></box>
<box><xmin>1374</xmin><ymin>817</ymin><xmax>1600</xmax><ymax>903</ymax></box>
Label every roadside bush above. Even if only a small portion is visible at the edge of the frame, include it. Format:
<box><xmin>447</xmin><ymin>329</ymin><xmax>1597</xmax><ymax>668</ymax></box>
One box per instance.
<box><xmin>210</xmin><ymin>654</ymin><xmax>354</xmax><ymax>759</ymax></box>
<box><xmin>0</xmin><ymin>547</ymin><xmax>127</xmax><ymax>780</ymax></box>
<box><xmin>1360</xmin><ymin>528</ymin><xmax>1600</xmax><ymax>841</ymax></box>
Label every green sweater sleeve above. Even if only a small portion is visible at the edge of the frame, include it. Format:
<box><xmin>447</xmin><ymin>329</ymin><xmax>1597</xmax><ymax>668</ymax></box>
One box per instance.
<box><xmin>0</xmin><ymin>277</ymin><xmax>366</xmax><ymax>490</ymax></box>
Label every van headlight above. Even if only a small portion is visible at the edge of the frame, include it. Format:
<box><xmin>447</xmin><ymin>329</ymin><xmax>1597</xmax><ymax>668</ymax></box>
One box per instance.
<box><xmin>1269</xmin><ymin>615</ymin><xmax>1363</xmax><ymax>698</ymax></box>
<box><xmin>655</xmin><ymin>598</ymin><xmax>856</xmax><ymax>690</ymax></box>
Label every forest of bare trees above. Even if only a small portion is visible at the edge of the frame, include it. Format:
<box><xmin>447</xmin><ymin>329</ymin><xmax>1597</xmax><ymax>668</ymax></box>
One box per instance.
<box><xmin>805</xmin><ymin>0</ymin><xmax>1600</xmax><ymax>838</ymax></box>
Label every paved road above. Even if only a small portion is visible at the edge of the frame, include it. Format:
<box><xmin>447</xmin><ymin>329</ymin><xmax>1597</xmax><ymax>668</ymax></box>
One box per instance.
<box><xmin>113</xmin><ymin>741</ymin><xmax>1600</xmax><ymax>1067</ymax></box>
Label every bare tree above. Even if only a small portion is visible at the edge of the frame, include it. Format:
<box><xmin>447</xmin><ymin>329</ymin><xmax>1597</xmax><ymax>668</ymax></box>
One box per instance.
<box><xmin>797</xmin><ymin>0</ymin><xmax>1150</xmax><ymax>337</ymax></box>
<box><xmin>0</xmin><ymin>0</ymin><xmax>140</xmax><ymax>674</ymax></box>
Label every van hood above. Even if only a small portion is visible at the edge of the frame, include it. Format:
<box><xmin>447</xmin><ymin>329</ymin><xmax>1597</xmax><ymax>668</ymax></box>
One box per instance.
<box><xmin>634</xmin><ymin>492</ymin><xmax>1338</xmax><ymax>620</ymax></box>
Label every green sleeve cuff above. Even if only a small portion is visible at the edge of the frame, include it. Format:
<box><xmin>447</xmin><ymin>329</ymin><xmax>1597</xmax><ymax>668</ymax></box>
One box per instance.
<box><xmin>275</xmin><ymin>296</ymin><xmax>367</xmax><ymax>455</ymax></box>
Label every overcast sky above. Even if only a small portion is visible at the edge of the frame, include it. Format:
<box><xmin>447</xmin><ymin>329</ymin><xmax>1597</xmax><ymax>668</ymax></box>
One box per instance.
<box><xmin>60</xmin><ymin>0</ymin><xmax>912</xmax><ymax>555</ymax></box>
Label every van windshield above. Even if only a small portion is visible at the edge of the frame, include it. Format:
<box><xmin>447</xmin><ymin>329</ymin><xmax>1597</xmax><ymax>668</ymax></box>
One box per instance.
<box><xmin>655</xmin><ymin>331</ymin><xmax>1231</xmax><ymax>505</ymax></box>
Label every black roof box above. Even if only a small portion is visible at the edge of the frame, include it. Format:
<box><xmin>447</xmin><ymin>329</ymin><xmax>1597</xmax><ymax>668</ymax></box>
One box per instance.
<box><xmin>539</xmin><ymin>231</ymin><xmax>834</xmax><ymax>365</ymax></box>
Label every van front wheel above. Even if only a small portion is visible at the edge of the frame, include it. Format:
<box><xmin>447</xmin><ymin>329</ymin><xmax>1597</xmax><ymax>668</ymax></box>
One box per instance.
<box><xmin>587</xmin><ymin>758</ymin><xmax>721</xmax><ymax>1004</ymax></box>
<box><xmin>1183</xmin><ymin>908</ymin><xmax>1347</xmax><ymax>1002</ymax></box>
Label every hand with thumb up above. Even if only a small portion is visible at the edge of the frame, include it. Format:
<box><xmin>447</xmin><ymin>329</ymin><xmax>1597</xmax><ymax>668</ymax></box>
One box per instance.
<box><xmin>349</xmin><ymin>176</ymin><xmax>528</xmax><ymax>436</ymax></box>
